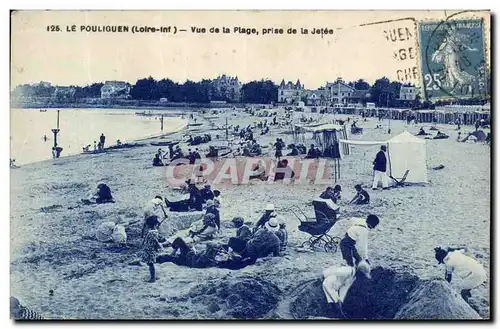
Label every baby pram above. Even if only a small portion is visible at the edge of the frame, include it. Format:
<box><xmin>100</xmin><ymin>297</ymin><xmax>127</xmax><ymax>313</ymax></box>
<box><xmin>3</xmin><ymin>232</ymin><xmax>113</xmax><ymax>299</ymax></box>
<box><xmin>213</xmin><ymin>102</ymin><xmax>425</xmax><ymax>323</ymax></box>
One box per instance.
<box><xmin>289</xmin><ymin>198</ymin><xmax>341</xmax><ymax>252</ymax></box>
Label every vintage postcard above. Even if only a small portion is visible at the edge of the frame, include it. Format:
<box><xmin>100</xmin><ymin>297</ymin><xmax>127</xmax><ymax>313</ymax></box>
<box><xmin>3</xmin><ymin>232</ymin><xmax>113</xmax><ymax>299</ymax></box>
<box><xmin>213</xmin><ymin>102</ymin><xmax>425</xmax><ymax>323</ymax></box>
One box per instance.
<box><xmin>10</xmin><ymin>10</ymin><xmax>491</xmax><ymax>320</ymax></box>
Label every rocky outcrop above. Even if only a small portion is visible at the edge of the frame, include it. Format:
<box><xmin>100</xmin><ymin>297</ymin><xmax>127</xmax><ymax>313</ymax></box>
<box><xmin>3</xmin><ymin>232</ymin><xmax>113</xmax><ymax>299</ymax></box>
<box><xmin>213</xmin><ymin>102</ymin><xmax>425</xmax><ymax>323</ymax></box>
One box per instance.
<box><xmin>394</xmin><ymin>280</ymin><xmax>481</xmax><ymax>320</ymax></box>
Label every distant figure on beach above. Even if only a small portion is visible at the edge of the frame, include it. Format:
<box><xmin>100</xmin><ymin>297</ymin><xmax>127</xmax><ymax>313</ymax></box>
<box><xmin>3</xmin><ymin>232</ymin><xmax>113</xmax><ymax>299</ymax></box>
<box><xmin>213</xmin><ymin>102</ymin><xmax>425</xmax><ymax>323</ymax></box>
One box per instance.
<box><xmin>287</xmin><ymin>144</ymin><xmax>299</xmax><ymax>156</ymax></box>
<box><xmin>43</xmin><ymin>135</ymin><xmax>48</xmax><ymax>142</ymax></box>
<box><xmin>100</xmin><ymin>133</ymin><xmax>106</xmax><ymax>149</ymax></box>
<box><xmin>188</xmin><ymin>213</ymin><xmax>218</xmax><ymax>241</ymax></box>
<box><xmin>93</xmin><ymin>141</ymin><xmax>97</xmax><ymax>152</ymax></box>
<box><xmin>117</xmin><ymin>139</ymin><xmax>122</xmax><ymax>146</ymax></box>
<box><xmin>52</xmin><ymin>147</ymin><xmax>57</xmax><ymax>159</ymax></box>
<box><xmin>434</xmin><ymin>247</ymin><xmax>487</xmax><ymax>302</ymax></box>
<box><xmin>83</xmin><ymin>144</ymin><xmax>91</xmax><ymax>152</ymax></box>
<box><xmin>348</xmin><ymin>184</ymin><xmax>370</xmax><ymax>205</ymax></box>
<box><xmin>55</xmin><ymin>145</ymin><xmax>63</xmax><ymax>158</ymax></box>
<box><xmin>305</xmin><ymin>144</ymin><xmax>321</xmax><ymax>159</ymax></box>
<box><xmin>417</xmin><ymin>127</ymin><xmax>427</xmax><ymax>136</ymax></box>
<box><xmin>201</xmin><ymin>184</ymin><xmax>214</xmax><ymax>202</ymax></box>
<box><xmin>372</xmin><ymin>145</ymin><xmax>389</xmax><ymax>190</ymax></box>
<box><xmin>322</xmin><ymin>260</ymin><xmax>372</xmax><ymax>318</ymax></box>
<box><xmin>339</xmin><ymin>215</ymin><xmax>379</xmax><ymax>267</ymax></box>
<box><xmin>274</xmin><ymin>138</ymin><xmax>284</xmax><ymax>161</ymax></box>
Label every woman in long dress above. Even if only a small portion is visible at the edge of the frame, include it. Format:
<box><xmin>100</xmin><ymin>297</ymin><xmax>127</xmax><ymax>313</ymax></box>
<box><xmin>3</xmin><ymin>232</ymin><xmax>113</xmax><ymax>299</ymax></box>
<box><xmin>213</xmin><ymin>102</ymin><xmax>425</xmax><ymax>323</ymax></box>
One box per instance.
<box><xmin>431</xmin><ymin>26</ymin><xmax>477</xmax><ymax>91</ymax></box>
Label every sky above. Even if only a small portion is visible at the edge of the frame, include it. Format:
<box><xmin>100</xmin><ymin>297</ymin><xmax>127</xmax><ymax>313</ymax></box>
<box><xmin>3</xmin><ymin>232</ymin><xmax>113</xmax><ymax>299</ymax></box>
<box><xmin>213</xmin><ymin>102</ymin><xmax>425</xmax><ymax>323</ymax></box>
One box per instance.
<box><xmin>10</xmin><ymin>10</ymin><xmax>490</xmax><ymax>89</ymax></box>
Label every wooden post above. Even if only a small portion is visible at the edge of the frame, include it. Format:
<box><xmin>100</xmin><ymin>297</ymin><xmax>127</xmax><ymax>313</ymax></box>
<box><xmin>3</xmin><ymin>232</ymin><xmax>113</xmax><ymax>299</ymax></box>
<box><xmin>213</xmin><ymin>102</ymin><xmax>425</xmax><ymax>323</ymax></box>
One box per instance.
<box><xmin>160</xmin><ymin>114</ymin><xmax>164</xmax><ymax>131</ymax></box>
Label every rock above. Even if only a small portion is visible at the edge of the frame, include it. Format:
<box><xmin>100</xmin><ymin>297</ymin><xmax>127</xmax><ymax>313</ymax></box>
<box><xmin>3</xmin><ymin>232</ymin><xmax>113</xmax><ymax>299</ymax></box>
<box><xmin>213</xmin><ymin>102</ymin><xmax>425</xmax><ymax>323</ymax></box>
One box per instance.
<box><xmin>395</xmin><ymin>280</ymin><xmax>481</xmax><ymax>320</ymax></box>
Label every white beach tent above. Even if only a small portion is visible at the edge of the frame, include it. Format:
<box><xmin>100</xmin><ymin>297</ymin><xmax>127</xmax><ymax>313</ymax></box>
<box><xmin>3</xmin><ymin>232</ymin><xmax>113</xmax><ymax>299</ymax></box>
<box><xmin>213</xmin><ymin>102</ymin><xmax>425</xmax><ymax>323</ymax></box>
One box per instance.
<box><xmin>340</xmin><ymin>131</ymin><xmax>428</xmax><ymax>184</ymax></box>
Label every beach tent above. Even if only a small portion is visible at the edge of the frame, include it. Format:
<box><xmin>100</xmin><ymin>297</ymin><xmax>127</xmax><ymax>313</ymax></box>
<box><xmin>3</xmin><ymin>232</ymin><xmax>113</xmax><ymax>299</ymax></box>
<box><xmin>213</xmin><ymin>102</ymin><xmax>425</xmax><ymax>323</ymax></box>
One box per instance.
<box><xmin>340</xmin><ymin>131</ymin><xmax>428</xmax><ymax>184</ymax></box>
<box><xmin>305</xmin><ymin>123</ymin><xmax>350</xmax><ymax>158</ymax></box>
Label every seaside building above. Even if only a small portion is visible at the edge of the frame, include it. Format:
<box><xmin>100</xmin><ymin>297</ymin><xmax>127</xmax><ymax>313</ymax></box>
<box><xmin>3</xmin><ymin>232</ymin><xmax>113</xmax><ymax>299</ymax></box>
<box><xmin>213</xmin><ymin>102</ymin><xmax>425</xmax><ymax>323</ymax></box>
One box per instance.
<box><xmin>278</xmin><ymin>79</ymin><xmax>305</xmax><ymax>104</ymax></box>
<box><xmin>211</xmin><ymin>75</ymin><xmax>242</xmax><ymax>102</ymax></box>
<box><xmin>278</xmin><ymin>77</ymin><xmax>369</xmax><ymax>106</ymax></box>
<box><xmin>100</xmin><ymin>81</ymin><xmax>131</xmax><ymax>99</ymax></box>
<box><xmin>400</xmin><ymin>85</ymin><xmax>419</xmax><ymax>100</ymax></box>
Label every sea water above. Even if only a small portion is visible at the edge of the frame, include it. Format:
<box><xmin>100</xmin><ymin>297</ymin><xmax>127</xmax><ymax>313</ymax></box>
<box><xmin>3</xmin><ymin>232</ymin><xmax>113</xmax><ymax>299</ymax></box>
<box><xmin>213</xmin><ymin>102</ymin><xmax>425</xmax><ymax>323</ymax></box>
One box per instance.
<box><xmin>10</xmin><ymin>108</ymin><xmax>187</xmax><ymax>165</ymax></box>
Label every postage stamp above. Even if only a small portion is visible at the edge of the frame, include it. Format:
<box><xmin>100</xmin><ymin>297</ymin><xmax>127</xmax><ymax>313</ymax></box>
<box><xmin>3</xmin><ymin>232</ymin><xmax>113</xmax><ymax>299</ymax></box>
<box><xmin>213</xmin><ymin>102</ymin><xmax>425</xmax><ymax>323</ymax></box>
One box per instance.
<box><xmin>419</xmin><ymin>18</ymin><xmax>488</xmax><ymax>100</ymax></box>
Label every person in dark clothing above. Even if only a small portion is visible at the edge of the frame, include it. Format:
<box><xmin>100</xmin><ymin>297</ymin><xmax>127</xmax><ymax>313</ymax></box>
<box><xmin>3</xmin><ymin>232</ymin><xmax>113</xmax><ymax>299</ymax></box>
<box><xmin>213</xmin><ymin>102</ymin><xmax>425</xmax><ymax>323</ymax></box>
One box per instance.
<box><xmin>287</xmin><ymin>144</ymin><xmax>299</xmax><ymax>156</ymax></box>
<box><xmin>201</xmin><ymin>184</ymin><xmax>215</xmax><ymax>202</ymax></box>
<box><xmin>274</xmin><ymin>159</ymin><xmax>295</xmax><ymax>181</ymax></box>
<box><xmin>417</xmin><ymin>127</ymin><xmax>427</xmax><ymax>136</ymax></box>
<box><xmin>152</xmin><ymin>154</ymin><xmax>164</xmax><ymax>166</ymax></box>
<box><xmin>168</xmin><ymin>145</ymin><xmax>175</xmax><ymax>160</ymax></box>
<box><xmin>306</xmin><ymin>144</ymin><xmax>320</xmax><ymax>159</ymax></box>
<box><xmin>274</xmin><ymin>138</ymin><xmax>283</xmax><ymax>160</ymax></box>
<box><xmin>223</xmin><ymin>217</ymin><xmax>253</xmax><ymax>253</ymax></box>
<box><xmin>320</xmin><ymin>185</ymin><xmax>342</xmax><ymax>204</ymax></box>
<box><xmin>96</xmin><ymin>183</ymin><xmax>114</xmax><ymax>204</ymax></box>
<box><xmin>55</xmin><ymin>145</ymin><xmax>63</xmax><ymax>158</ymax></box>
<box><xmin>205</xmin><ymin>200</ymin><xmax>220</xmax><ymax>231</ymax></box>
<box><xmin>348</xmin><ymin>184</ymin><xmax>370</xmax><ymax>205</ymax></box>
<box><xmin>194</xmin><ymin>148</ymin><xmax>202</xmax><ymax>160</ymax></box>
<box><xmin>187</xmin><ymin>181</ymin><xmax>204</xmax><ymax>211</ymax></box>
<box><xmin>242</xmin><ymin>220</ymin><xmax>281</xmax><ymax>260</ymax></box>
<box><xmin>372</xmin><ymin>145</ymin><xmax>388</xmax><ymax>190</ymax></box>
<box><xmin>100</xmin><ymin>133</ymin><xmax>106</xmax><ymax>149</ymax></box>
<box><xmin>188</xmin><ymin>149</ymin><xmax>196</xmax><ymax>165</ymax></box>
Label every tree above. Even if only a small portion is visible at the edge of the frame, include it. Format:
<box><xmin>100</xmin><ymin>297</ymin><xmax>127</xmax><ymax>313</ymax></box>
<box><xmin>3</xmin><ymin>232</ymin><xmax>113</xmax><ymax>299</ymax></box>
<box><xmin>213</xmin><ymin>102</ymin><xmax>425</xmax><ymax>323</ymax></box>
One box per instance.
<box><xmin>130</xmin><ymin>77</ymin><xmax>159</xmax><ymax>100</ymax></box>
<box><xmin>354</xmin><ymin>79</ymin><xmax>370</xmax><ymax>90</ymax></box>
<box><xmin>241</xmin><ymin>80</ymin><xmax>278</xmax><ymax>104</ymax></box>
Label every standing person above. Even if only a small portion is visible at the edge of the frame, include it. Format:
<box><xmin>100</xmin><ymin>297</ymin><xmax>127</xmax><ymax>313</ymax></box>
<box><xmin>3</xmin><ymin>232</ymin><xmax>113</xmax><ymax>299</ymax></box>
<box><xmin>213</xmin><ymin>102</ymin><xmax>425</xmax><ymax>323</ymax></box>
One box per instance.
<box><xmin>339</xmin><ymin>215</ymin><xmax>379</xmax><ymax>267</ymax></box>
<box><xmin>274</xmin><ymin>138</ymin><xmax>283</xmax><ymax>161</ymax></box>
<box><xmin>213</xmin><ymin>190</ymin><xmax>222</xmax><ymax>208</ymax></box>
<box><xmin>51</xmin><ymin>147</ymin><xmax>57</xmax><ymax>159</ymax></box>
<box><xmin>55</xmin><ymin>145</ymin><xmax>63</xmax><ymax>158</ymax></box>
<box><xmin>322</xmin><ymin>260</ymin><xmax>372</xmax><ymax>318</ymax></box>
<box><xmin>187</xmin><ymin>180</ymin><xmax>203</xmax><ymax>211</ymax></box>
<box><xmin>100</xmin><ymin>133</ymin><xmax>106</xmax><ymax>149</ymax></box>
<box><xmin>201</xmin><ymin>184</ymin><xmax>215</xmax><ymax>202</ymax></box>
<box><xmin>275</xmin><ymin>218</ymin><xmax>288</xmax><ymax>251</ymax></box>
<box><xmin>372</xmin><ymin>145</ymin><xmax>389</xmax><ymax>190</ymax></box>
<box><xmin>141</xmin><ymin>216</ymin><xmax>163</xmax><ymax>283</ymax></box>
<box><xmin>93</xmin><ymin>141</ymin><xmax>97</xmax><ymax>152</ymax></box>
<box><xmin>434</xmin><ymin>247</ymin><xmax>487</xmax><ymax>301</ymax></box>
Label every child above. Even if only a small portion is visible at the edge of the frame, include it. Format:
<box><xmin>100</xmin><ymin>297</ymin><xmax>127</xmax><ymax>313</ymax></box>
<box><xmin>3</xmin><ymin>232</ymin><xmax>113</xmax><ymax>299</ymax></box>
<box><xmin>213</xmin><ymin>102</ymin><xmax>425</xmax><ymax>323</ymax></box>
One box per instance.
<box><xmin>435</xmin><ymin>247</ymin><xmax>487</xmax><ymax>301</ymax></box>
<box><xmin>348</xmin><ymin>184</ymin><xmax>370</xmax><ymax>205</ymax></box>
<box><xmin>141</xmin><ymin>216</ymin><xmax>163</xmax><ymax>283</ymax></box>
<box><xmin>213</xmin><ymin>190</ymin><xmax>222</xmax><ymax>208</ymax></box>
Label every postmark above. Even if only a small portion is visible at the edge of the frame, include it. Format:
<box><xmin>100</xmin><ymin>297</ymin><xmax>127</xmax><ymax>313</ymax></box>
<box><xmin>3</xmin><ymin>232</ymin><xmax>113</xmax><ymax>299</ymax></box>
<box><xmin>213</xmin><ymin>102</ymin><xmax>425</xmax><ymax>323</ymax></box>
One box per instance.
<box><xmin>419</xmin><ymin>17</ymin><xmax>488</xmax><ymax>100</ymax></box>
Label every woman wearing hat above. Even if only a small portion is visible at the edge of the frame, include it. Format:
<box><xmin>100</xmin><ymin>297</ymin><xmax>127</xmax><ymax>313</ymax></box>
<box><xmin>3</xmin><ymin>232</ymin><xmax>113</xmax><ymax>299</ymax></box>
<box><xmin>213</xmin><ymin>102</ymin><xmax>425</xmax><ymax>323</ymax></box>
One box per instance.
<box><xmin>188</xmin><ymin>213</ymin><xmax>218</xmax><ymax>241</ymax></box>
<box><xmin>254</xmin><ymin>203</ymin><xmax>276</xmax><ymax>231</ymax></box>
<box><xmin>244</xmin><ymin>217</ymin><xmax>281</xmax><ymax>260</ymax></box>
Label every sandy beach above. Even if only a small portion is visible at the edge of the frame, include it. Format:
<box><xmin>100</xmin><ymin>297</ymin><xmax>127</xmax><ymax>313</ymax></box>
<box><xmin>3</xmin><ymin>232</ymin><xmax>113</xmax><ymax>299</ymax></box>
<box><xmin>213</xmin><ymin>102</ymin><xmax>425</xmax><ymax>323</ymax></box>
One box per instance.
<box><xmin>10</xmin><ymin>107</ymin><xmax>490</xmax><ymax>319</ymax></box>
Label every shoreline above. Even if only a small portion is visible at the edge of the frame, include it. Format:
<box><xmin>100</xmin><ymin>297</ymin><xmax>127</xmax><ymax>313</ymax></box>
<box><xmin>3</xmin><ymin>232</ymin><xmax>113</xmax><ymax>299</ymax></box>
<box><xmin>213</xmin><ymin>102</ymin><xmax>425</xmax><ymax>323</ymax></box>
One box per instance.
<box><xmin>10</xmin><ymin>116</ymin><xmax>189</xmax><ymax>167</ymax></box>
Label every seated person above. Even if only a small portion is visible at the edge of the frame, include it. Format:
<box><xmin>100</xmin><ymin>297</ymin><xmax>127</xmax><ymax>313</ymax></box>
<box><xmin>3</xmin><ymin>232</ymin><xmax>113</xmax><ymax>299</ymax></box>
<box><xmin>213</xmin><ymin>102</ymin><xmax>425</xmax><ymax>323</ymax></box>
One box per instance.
<box><xmin>223</xmin><ymin>217</ymin><xmax>253</xmax><ymax>253</ymax></box>
<box><xmin>242</xmin><ymin>147</ymin><xmax>252</xmax><ymax>157</ymax></box>
<box><xmin>287</xmin><ymin>144</ymin><xmax>299</xmax><ymax>156</ymax></box>
<box><xmin>433</xmin><ymin>130</ymin><xmax>449</xmax><ymax>139</ymax></box>
<box><xmin>242</xmin><ymin>218</ymin><xmax>281</xmax><ymax>260</ymax></box>
<box><xmin>348</xmin><ymin>184</ymin><xmax>370</xmax><ymax>205</ymax></box>
<box><xmin>152</xmin><ymin>154</ymin><xmax>164</xmax><ymax>166</ymax></box>
<box><xmin>205</xmin><ymin>199</ymin><xmax>221</xmax><ymax>231</ymax></box>
<box><xmin>206</xmin><ymin>146</ymin><xmax>218</xmax><ymax>158</ymax></box>
<box><xmin>201</xmin><ymin>184</ymin><xmax>215</xmax><ymax>202</ymax></box>
<box><xmin>251</xmin><ymin>143</ymin><xmax>262</xmax><ymax>156</ymax></box>
<box><xmin>249</xmin><ymin>160</ymin><xmax>268</xmax><ymax>181</ymax></box>
<box><xmin>274</xmin><ymin>159</ymin><xmax>295</xmax><ymax>181</ymax></box>
<box><xmin>254</xmin><ymin>203</ymin><xmax>276</xmax><ymax>230</ymax></box>
<box><xmin>90</xmin><ymin>183</ymin><xmax>114</xmax><ymax>204</ymax></box>
<box><xmin>188</xmin><ymin>213</ymin><xmax>218</xmax><ymax>241</ymax></box>
<box><xmin>417</xmin><ymin>127</ymin><xmax>427</xmax><ymax>136</ymax></box>
<box><xmin>319</xmin><ymin>185</ymin><xmax>342</xmax><ymax>203</ymax></box>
